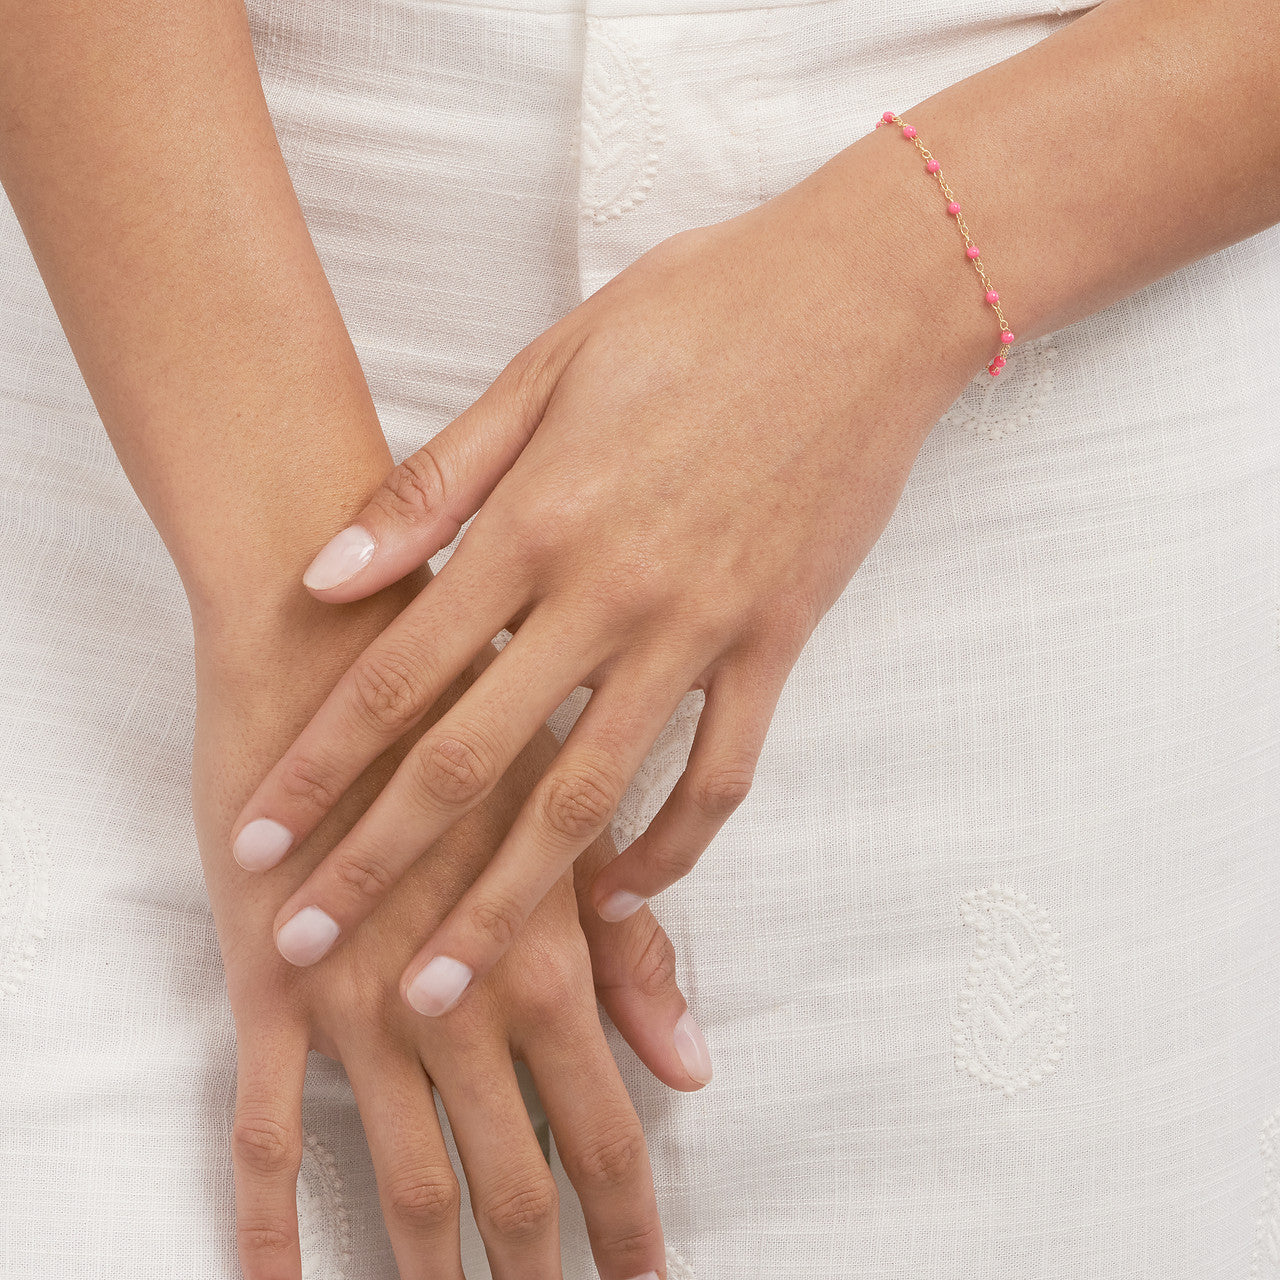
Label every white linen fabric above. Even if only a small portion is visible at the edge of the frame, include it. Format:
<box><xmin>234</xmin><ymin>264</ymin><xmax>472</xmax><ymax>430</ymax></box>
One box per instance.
<box><xmin>1</xmin><ymin>0</ymin><xmax>1279</xmax><ymax>1274</ymax></box>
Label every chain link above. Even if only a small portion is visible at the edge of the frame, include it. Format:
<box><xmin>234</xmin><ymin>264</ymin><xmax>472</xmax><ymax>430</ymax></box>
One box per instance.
<box><xmin>875</xmin><ymin>112</ymin><xmax>1012</xmax><ymax>374</ymax></box>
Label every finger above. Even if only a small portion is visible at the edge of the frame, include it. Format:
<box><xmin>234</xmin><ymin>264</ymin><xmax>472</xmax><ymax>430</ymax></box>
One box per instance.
<box><xmin>342</xmin><ymin>1042</ymin><xmax>465</xmax><ymax>1280</ymax></box>
<box><xmin>428</xmin><ymin>1038</ymin><xmax>563</xmax><ymax>1279</ymax></box>
<box><xmin>575</xmin><ymin>838</ymin><xmax>711</xmax><ymax>1092</ymax></box>
<box><xmin>301</xmin><ymin>333</ymin><xmax>583</xmax><ymax>603</ymax></box>
<box><xmin>270</xmin><ymin>614</ymin><xmax>598</xmax><ymax>966</ymax></box>
<box><xmin>400</xmin><ymin>669</ymin><xmax>691</xmax><ymax>1016</ymax></box>
<box><xmin>591</xmin><ymin>660</ymin><xmax>781</xmax><ymax>918</ymax></box>
<box><xmin>230</xmin><ymin>553</ymin><xmax>521</xmax><ymax>879</ymax></box>
<box><xmin>518</xmin><ymin>1004</ymin><xmax>665</xmax><ymax>1280</ymax></box>
<box><xmin>232</xmin><ymin>1020</ymin><xmax>309</xmax><ymax>1280</ymax></box>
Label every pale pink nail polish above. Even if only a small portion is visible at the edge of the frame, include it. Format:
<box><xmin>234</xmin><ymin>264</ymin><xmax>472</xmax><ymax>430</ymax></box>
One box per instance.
<box><xmin>406</xmin><ymin>956</ymin><xmax>473</xmax><ymax>1017</ymax></box>
<box><xmin>598</xmin><ymin>890</ymin><xmax>646</xmax><ymax>923</ymax></box>
<box><xmin>673</xmin><ymin>1011</ymin><xmax>713</xmax><ymax>1084</ymax></box>
<box><xmin>623</xmin><ymin>1273</ymin><xmax>660</xmax><ymax>1280</ymax></box>
<box><xmin>302</xmin><ymin>525</ymin><xmax>376</xmax><ymax>590</ymax></box>
<box><xmin>232</xmin><ymin>818</ymin><xmax>294</xmax><ymax>871</ymax></box>
<box><xmin>276</xmin><ymin>907</ymin><xmax>340</xmax><ymax>966</ymax></box>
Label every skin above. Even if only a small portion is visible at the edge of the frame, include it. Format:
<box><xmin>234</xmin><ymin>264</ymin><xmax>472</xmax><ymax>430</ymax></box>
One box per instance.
<box><xmin>0</xmin><ymin>0</ymin><xmax>702</xmax><ymax>1274</ymax></box>
<box><xmin>228</xmin><ymin>0</ymin><xmax>1280</xmax><ymax>1011</ymax></box>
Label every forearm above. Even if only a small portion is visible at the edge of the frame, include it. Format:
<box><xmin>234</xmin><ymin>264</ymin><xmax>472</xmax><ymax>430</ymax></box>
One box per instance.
<box><xmin>812</xmin><ymin>0</ymin><xmax>1280</xmax><ymax>371</ymax></box>
<box><xmin>0</xmin><ymin>0</ymin><xmax>392</xmax><ymax>637</ymax></box>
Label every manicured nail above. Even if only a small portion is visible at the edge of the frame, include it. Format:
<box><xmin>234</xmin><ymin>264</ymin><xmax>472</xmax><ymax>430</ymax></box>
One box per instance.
<box><xmin>624</xmin><ymin>1273</ymin><xmax>660</xmax><ymax>1280</ymax></box>
<box><xmin>598</xmin><ymin>890</ymin><xmax>646</xmax><ymax>922</ymax></box>
<box><xmin>673</xmin><ymin>1011</ymin><xmax>713</xmax><ymax>1084</ymax></box>
<box><xmin>276</xmin><ymin>907</ymin><xmax>340</xmax><ymax>966</ymax></box>
<box><xmin>232</xmin><ymin>818</ymin><xmax>294</xmax><ymax>872</ymax></box>
<box><xmin>302</xmin><ymin>524</ymin><xmax>376</xmax><ymax>590</ymax></box>
<box><xmin>406</xmin><ymin>956</ymin><xmax>473</xmax><ymax>1017</ymax></box>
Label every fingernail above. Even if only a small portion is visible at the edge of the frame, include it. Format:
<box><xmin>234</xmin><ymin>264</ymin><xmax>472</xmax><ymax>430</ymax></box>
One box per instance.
<box><xmin>624</xmin><ymin>1273</ymin><xmax>660</xmax><ymax>1280</ymax></box>
<box><xmin>276</xmin><ymin>906</ymin><xmax>340</xmax><ymax>966</ymax></box>
<box><xmin>673</xmin><ymin>1011</ymin><xmax>713</xmax><ymax>1084</ymax></box>
<box><xmin>406</xmin><ymin>956</ymin><xmax>473</xmax><ymax>1017</ymax></box>
<box><xmin>598</xmin><ymin>890</ymin><xmax>646</xmax><ymax>923</ymax></box>
<box><xmin>232</xmin><ymin>818</ymin><xmax>294</xmax><ymax>871</ymax></box>
<box><xmin>302</xmin><ymin>524</ymin><xmax>376</xmax><ymax>590</ymax></box>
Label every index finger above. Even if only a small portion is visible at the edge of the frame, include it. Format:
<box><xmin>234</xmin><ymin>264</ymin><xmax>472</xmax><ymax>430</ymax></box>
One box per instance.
<box><xmin>229</xmin><ymin>550</ymin><xmax>521</xmax><ymax>875</ymax></box>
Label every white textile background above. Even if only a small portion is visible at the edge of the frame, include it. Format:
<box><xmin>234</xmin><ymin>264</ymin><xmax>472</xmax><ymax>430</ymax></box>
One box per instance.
<box><xmin>1</xmin><ymin>0</ymin><xmax>1279</xmax><ymax>1275</ymax></box>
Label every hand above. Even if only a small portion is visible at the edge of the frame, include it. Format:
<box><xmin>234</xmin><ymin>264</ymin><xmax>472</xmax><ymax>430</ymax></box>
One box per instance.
<box><xmin>228</xmin><ymin>140</ymin><xmax>990</xmax><ymax>1011</ymax></box>
<box><xmin>194</xmin><ymin>587</ymin><xmax>708</xmax><ymax>1280</ymax></box>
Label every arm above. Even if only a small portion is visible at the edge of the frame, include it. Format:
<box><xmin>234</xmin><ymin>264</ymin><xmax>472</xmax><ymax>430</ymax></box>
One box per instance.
<box><xmin>228</xmin><ymin>0</ymin><xmax>1280</xmax><ymax>1005</ymax></box>
<box><xmin>0</xmin><ymin>3</ymin><xmax>703</xmax><ymax>1276</ymax></box>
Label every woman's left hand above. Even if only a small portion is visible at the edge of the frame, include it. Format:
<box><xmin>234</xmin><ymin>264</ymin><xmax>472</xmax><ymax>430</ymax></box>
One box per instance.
<box><xmin>230</xmin><ymin>137</ymin><xmax>991</xmax><ymax>1012</ymax></box>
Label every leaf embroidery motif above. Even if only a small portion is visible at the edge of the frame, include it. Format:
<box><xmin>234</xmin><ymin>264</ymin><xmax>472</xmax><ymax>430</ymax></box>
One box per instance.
<box><xmin>939</xmin><ymin>335</ymin><xmax>1058</xmax><ymax>442</ymax></box>
<box><xmin>579</xmin><ymin>17</ymin><xmax>664</xmax><ymax>224</ymax></box>
<box><xmin>297</xmin><ymin>1132</ymin><xmax>352</xmax><ymax>1280</ymax></box>
<box><xmin>1250</xmin><ymin>1108</ymin><xmax>1280</xmax><ymax>1276</ymax></box>
<box><xmin>951</xmin><ymin>885</ymin><xmax>1074</xmax><ymax>1096</ymax></box>
<box><xmin>0</xmin><ymin>792</ymin><xmax>50</xmax><ymax>998</ymax></box>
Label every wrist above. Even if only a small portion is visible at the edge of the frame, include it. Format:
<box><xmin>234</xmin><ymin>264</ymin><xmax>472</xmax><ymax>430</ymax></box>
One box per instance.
<box><xmin>787</xmin><ymin>119</ymin><xmax>1007</xmax><ymax>398</ymax></box>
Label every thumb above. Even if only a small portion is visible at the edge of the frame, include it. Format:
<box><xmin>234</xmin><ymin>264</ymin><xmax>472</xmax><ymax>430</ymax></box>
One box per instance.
<box><xmin>302</xmin><ymin>334</ymin><xmax>578</xmax><ymax>603</ymax></box>
<box><xmin>575</xmin><ymin>839</ymin><xmax>713</xmax><ymax>1093</ymax></box>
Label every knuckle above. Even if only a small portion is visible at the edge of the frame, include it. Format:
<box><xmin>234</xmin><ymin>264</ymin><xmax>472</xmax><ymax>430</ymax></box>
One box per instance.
<box><xmin>598</xmin><ymin>1220</ymin><xmax>665</xmax><ymax>1268</ymax></box>
<box><xmin>350</xmin><ymin>648</ymin><xmax>429</xmax><ymax>732</ymax></box>
<box><xmin>467</xmin><ymin>891</ymin><xmax>525</xmax><ymax>952</ymax></box>
<box><xmin>409</xmin><ymin>735</ymin><xmax>494</xmax><ymax>810</ymax></box>
<box><xmin>236</xmin><ymin>1218</ymin><xmax>297</xmax><ymax>1263</ymax></box>
<box><xmin>519</xmin><ymin>945</ymin><xmax>591</xmax><ymax>1021</ymax></box>
<box><xmin>384</xmin><ymin>1166</ymin><xmax>461</xmax><ymax>1232</ymax></box>
<box><xmin>539</xmin><ymin>760</ymin><xmax>621</xmax><ymax>844</ymax></box>
<box><xmin>276</xmin><ymin>754</ymin><xmax>343</xmax><ymax>813</ymax></box>
<box><xmin>690</xmin><ymin>758</ymin><xmax>756</xmax><ymax>820</ymax></box>
<box><xmin>625</xmin><ymin>922</ymin><xmax>678</xmax><ymax>1001</ymax></box>
<box><xmin>330</xmin><ymin>848</ymin><xmax>396</xmax><ymax>903</ymax></box>
<box><xmin>479</xmin><ymin>1175</ymin><xmax>559</xmax><ymax>1244</ymax></box>
<box><xmin>565</xmin><ymin>1119</ymin><xmax>646</xmax><ymax>1191</ymax></box>
<box><xmin>378</xmin><ymin>448</ymin><xmax>448</xmax><ymax>524</ymax></box>
<box><xmin>232</xmin><ymin>1113</ymin><xmax>301</xmax><ymax>1178</ymax></box>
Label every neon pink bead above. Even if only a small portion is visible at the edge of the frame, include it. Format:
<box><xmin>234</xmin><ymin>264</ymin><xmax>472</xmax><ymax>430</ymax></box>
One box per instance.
<box><xmin>1000</xmin><ymin>330</ymin><xmax>1015</xmax><ymax>344</ymax></box>
<box><xmin>882</xmin><ymin>111</ymin><xmax>895</xmax><ymax>123</ymax></box>
<box><xmin>988</xmin><ymin>364</ymin><xmax>1001</xmax><ymax>376</ymax></box>
<box><xmin>985</xmin><ymin>290</ymin><xmax>999</xmax><ymax>304</ymax></box>
<box><xmin>966</xmin><ymin>246</ymin><xmax>980</xmax><ymax>259</ymax></box>
<box><xmin>947</xmin><ymin>201</ymin><xmax>961</xmax><ymax>216</ymax></box>
<box><xmin>993</xmin><ymin>355</ymin><xmax>1006</xmax><ymax>368</ymax></box>
<box><xmin>926</xmin><ymin>159</ymin><xmax>940</xmax><ymax>173</ymax></box>
<box><xmin>902</xmin><ymin>125</ymin><xmax>916</xmax><ymax>138</ymax></box>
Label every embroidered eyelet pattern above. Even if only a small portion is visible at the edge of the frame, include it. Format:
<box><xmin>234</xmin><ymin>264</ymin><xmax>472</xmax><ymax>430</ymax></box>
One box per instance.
<box><xmin>1251</xmin><ymin>1108</ymin><xmax>1280</xmax><ymax>1276</ymax></box>
<box><xmin>666</xmin><ymin>1245</ymin><xmax>700</xmax><ymax>1280</ymax></box>
<box><xmin>0</xmin><ymin>793</ymin><xmax>51</xmax><ymax>998</ymax></box>
<box><xmin>610</xmin><ymin>690</ymin><xmax>704</xmax><ymax>851</ymax></box>
<box><xmin>951</xmin><ymin>885</ymin><xmax>1074</xmax><ymax>1096</ymax></box>
<box><xmin>297</xmin><ymin>1132</ymin><xmax>352</xmax><ymax>1280</ymax></box>
<box><xmin>579</xmin><ymin>17</ymin><xmax>664</xmax><ymax>224</ymax></box>
<box><xmin>939</xmin><ymin>335</ymin><xmax>1058</xmax><ymax>442</ymax></box>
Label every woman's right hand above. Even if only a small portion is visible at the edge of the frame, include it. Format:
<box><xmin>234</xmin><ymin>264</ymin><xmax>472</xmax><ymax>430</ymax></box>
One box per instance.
<box><xmin>193</xmin><ymin>576</ymin><xmax>705</xmax><ymax>1280</ymax></box>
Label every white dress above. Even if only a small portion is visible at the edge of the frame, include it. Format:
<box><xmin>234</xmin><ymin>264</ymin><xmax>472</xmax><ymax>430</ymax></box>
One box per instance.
<box><xmin>2</xmin><ymin>0</ymin><xmax>1279</xmax><ymax>1274</ymax></box>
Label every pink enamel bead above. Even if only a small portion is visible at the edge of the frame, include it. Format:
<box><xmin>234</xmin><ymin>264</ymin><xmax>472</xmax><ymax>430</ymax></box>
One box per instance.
<box><xmin>993</xmin><ymin>355</ymin><xmax>1006</xmax><ymax>368</ymax></box>
<box><xmin>926</xmin><ymin>159</ymin><xmax>940</xmax><ymax>173</ymax></box>
<box><xmin>988</xmin><ymin>364</ymin><xmax>1001</xmax><ymax>376</ymax></box>
<box><xmin>985</xmin><ymin>290</ymin><xmax>999</xmax><ymax>304</ymax></box>
<box><xmin>1000</xmin><ymin>330</ymin><xmax>1015</xmax><ymax>344</ymax></box>
<box><xmin>966</xmin><ymin>246</ymin><xmax>981</xmax><ymax>259</ymax></box>
<box><xmin>882</xmin><ymin>111</ymin><xmax>895</xmax><ymax>123</ymax></box>
<box><xmin>947</xmin><ymin>201</ymin><xmax>961</xmax><ymax>216</ymax></box>
<box><xmin>902</xmin><ymin>125</ymin><xmax>917</xmax><ymax>138</ymax></box>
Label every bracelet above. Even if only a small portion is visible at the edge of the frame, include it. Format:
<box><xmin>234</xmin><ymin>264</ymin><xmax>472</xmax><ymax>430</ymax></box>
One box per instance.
<box><xmin>875</xmin><ymin>110</ymin><xmax>1014</xmax><ymax>376</ymax></box>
